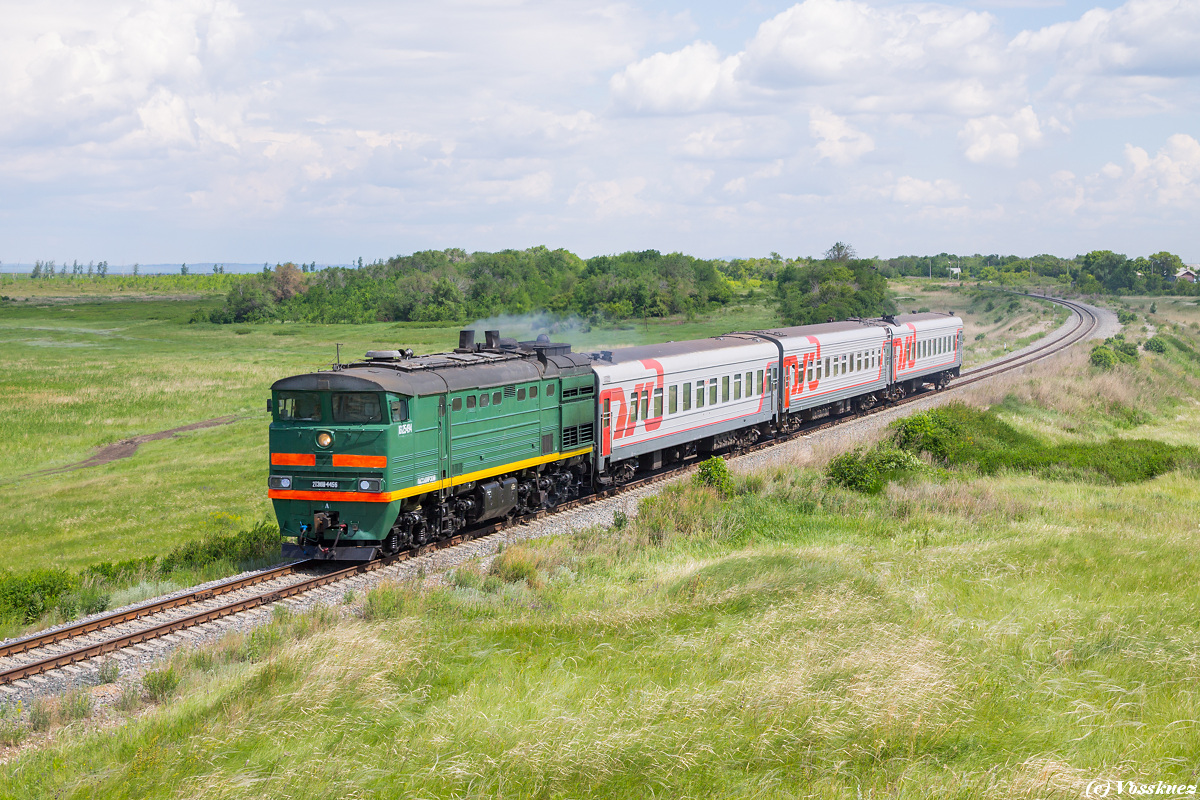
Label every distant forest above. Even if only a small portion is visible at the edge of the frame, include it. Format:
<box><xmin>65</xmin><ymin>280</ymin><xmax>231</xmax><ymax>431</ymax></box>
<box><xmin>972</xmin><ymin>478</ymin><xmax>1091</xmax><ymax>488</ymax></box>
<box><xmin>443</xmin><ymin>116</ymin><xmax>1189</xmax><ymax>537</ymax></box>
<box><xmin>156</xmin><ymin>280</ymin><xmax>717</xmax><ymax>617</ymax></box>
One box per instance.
<box><xmin>166</xmin><ymin>244</ymin><xmax>1196</xmax><ymax>326</ymax></box>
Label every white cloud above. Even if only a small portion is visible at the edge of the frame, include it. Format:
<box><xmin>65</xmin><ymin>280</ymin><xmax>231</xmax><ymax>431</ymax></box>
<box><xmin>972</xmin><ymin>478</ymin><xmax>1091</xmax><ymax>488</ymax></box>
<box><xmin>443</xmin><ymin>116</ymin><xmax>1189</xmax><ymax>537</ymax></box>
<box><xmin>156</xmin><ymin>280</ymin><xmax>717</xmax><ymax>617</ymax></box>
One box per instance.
<box><xmin>892</xmin><ymin>176</ymin><xmax>965</xmax><ymax>205</ymax></box>
<box><xmin>610</xmin><ymin>41</ymin><xmax>739</xmax><ymax>114</ymax></box>
<box><xmin>959</xmin><ymin>106</ymin><xmax>1044</xmax><ymax>165</ymax></box>
<box><xmin>567</xmin><ymin>177</ymin><xmax>654</xmax><ymax>218</ymax></box>
<box><xmin>809</xmin><ymin>108</ymin><xmax>874</xmax><ymax>165</ymax></box>
<box><xmin>1121</xmin><ymin>133</ymin><xmax>1200</xmax><ymax>205</ymax></box>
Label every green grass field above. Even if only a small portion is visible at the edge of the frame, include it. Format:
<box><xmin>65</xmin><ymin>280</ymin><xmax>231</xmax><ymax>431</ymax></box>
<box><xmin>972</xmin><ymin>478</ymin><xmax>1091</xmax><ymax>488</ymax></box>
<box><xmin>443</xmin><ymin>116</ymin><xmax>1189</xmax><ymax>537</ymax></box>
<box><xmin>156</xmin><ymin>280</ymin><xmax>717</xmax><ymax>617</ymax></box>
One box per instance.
<box><xmin>5</xmin><ymin>322</ymin><xmax>1200</xmax><ymax>797</ymax></box>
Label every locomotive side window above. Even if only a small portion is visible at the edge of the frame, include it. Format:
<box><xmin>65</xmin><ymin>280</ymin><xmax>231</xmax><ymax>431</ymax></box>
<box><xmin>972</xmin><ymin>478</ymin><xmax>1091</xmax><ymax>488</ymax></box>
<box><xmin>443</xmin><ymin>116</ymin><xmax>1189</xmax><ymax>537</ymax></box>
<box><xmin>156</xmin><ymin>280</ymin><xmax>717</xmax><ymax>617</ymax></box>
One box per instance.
<box><xmin>277</xmin><ymin>392</ymin><xmax>322</xmax><ymax>422</ymax></box>
<box><xmin>467</xmin><ymin>395</ymin><xmax>477</xmax><ymax>410</ymax></box>
<box><xmin>530</xmin><ymin>386</ymin><xmax>538</xmax><ymax>398</ymax></box>
<box><xmin>547</xmin><ymin>384</ymin><xmax>555</xmax><ymax>396</ymax></box>
<box><xmin>493</xmin><ymin>391</ymin><xmax>502</xmax><ymax>405</ymax></box>
<box><xmin>518</xmin><ymin>388</ymin><xmax>526</xmax><ymax>401</ymax></box>
<box><xmin>451</xmin><ymin>398</ymin><xmax>462</xmax><ymax>413</ymax></box>
<box><xmin>480</xmin><ymin>393</ymin><xmax>490</xmax><ymax>407</ymax></box>
<box><xmin>668</xmin><ymin>385</ymin><xmax>677</xmax><ymax>414</ymax></box>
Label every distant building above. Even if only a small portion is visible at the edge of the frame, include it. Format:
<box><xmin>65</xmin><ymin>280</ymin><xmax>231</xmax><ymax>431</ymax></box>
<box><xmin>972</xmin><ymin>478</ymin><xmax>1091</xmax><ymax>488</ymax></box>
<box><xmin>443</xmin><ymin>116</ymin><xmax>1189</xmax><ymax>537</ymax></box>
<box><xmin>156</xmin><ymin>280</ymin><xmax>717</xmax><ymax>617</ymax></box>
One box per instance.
<box><xmin>1172</xmin><ymin>267</ymin><xmax>1198</xmax><ymax>283</ymax></box>
<box><xmin>948</xmin><ymin>267</ymin><xmax>961</xmax><ymax>277</ymax></box>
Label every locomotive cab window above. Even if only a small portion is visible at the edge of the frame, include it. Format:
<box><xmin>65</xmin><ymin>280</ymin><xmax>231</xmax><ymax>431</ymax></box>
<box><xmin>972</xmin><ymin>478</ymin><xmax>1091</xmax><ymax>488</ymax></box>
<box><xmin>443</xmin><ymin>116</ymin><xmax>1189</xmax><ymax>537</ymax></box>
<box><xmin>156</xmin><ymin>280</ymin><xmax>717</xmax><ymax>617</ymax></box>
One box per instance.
<box><xmin>332</xmin><ymin>393</ymin><xmax>382</xmax><ymax>423</ymax></box>
<box><xmin>277</xmin><ymin>392</ymin><xmax>322</xmax><ymax>422</ymax></box>
<box><xmin>390</xmin><ymin>397</ymin><xmax>410</xmax><ymax>422</ymax></box>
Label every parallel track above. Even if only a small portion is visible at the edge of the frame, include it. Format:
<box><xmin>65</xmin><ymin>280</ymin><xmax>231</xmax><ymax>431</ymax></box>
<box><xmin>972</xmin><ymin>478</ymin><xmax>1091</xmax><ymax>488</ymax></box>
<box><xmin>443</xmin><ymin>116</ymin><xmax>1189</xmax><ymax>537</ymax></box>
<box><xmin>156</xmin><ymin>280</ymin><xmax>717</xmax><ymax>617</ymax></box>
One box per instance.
<box><xmin>0</xmin><ymin>295</ymin><xmax>1099</xmax><ymax>689</ymax></box>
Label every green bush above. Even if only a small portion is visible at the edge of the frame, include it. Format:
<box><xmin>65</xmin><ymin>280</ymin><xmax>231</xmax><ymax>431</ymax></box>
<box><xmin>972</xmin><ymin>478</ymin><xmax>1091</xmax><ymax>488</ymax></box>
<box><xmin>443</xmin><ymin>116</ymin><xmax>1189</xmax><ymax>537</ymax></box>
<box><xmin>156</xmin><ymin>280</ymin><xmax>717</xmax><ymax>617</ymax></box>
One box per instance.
<box><xmin>1144</xmin><ymin>337</ymin><xmax>1167</xmax><ymax>354</ymax></box>
<box><xmin>0</xmin><ymin>569</ymin><xmax>76</xmax><ymax>622</ymax></box>
<box><xmin>888</xmin><ymin>403</ymin><xmax>1196</xmax><ymax>484</ymax></box>
<box><xmin>1090</xmin><ymin>346</ymin><xmax>1118</xmax><ymax>369</ymax></box>
<box><xmin>1117</xmin><ymin>309</ymin><xmax>1138</xmax><ymax>324</ymax></box>
<box><xmin>694</xmin><ymin>456</ymin><xmax>734</xmax><ymax>496</ymax></box>
<box><xmin>158</xmin><ymin>521</ymin><xmax>280</xmax><ymax>574</ymax></box>
<box><xmin>827</xmin><ymin>451</ymin><xmax>882</xmax><ymax>493</ymax></box>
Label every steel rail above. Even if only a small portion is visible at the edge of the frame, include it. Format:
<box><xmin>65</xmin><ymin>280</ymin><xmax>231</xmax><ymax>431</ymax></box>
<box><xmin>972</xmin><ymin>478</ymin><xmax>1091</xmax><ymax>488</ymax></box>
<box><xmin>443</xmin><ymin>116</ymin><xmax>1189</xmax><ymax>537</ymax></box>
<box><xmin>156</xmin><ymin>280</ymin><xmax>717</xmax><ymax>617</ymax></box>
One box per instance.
<box><xmin>0</xmin><ymin>295</ymin><xmax>1099</xmax><ymax>687</ymax></box>
<box><xmin>0</xmin><ymin>560</ymin><xmax>313</xmax><ymax>660</ymax></box>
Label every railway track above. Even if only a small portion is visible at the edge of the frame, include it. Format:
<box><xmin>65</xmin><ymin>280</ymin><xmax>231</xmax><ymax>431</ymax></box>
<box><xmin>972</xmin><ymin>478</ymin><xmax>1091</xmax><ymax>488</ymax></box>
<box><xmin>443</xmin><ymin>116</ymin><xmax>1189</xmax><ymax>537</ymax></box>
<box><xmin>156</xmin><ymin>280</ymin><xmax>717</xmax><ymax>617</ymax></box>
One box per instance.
<box><xmin>0</xmin><ymin>295</ymin><xmax>1102</xmax><ymax>691</ymax></box>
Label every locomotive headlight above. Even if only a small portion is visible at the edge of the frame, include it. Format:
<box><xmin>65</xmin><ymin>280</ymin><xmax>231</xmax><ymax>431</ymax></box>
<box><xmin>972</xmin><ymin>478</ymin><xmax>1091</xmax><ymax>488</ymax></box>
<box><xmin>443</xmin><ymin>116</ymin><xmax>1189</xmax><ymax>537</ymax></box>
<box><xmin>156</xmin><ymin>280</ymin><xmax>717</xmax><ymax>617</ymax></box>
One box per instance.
<box><xmin>358</xmin><ymin>478</ymin><xmax>382</xmax><ymax>492</ymax></box>
<box><xmin>269</xmin><ymin>475</ymin><xmax>293</xmax><ymax>490</ymax></box>
<box><xmin>316</xmin><ymin>431</ymin><xmax>333</xmax><ymax>448</ymax></box>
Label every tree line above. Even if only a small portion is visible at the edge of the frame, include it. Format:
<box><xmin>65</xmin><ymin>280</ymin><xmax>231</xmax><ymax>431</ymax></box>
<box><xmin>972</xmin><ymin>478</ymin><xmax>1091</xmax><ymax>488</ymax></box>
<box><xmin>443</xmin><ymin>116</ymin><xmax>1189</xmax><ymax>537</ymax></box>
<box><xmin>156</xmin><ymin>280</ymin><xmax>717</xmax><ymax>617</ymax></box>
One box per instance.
<box><xmin>207</xmin><ymin>247</ymin><xmax>737</xmax><ymax>324</ymax></box>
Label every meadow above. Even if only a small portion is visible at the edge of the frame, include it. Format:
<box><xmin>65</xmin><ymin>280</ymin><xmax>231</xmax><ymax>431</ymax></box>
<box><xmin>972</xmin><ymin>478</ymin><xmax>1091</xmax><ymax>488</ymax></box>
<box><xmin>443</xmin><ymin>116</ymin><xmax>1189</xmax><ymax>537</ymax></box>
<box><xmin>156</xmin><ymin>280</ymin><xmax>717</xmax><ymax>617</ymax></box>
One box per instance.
<box><xmin>0</xmin><ymin>280</ymin><xmax>1064</xmax><ymax>634</ymax></box>
<box><xmin>3</xmin><ymin>297</ymin><xmax>1199</xmax><ymax>797</ymax></box>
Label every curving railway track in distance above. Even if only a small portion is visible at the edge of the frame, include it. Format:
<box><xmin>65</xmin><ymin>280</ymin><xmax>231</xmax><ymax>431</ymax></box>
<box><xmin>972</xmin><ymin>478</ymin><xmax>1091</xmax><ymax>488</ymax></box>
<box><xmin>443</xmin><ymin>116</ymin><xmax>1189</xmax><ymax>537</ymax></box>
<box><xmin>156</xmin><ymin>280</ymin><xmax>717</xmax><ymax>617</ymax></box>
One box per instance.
<box><xmin>0</xmin><ymin>294</ymin><xmax>1101</xmax><ymax>692</ymax></box>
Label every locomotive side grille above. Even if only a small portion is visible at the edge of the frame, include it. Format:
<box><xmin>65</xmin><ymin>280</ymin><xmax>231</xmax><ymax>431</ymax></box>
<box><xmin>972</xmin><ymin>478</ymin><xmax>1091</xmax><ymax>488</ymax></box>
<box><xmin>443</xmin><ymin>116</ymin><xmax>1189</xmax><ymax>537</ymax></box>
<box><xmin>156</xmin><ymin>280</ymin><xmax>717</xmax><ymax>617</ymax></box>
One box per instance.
<box><xmin>504</xmin><ymin>386</ymin><xmax>516</xmax><ymax>398</ymax></box>
<box><xmin>561</xmin><ymin>424</ymin><xmax>594</xmax><ymax>449</ymax></box>
<box><xmin>561</xmin><ymin>387</ymin><xmax>579</xmax><ymax>398</ymax></box>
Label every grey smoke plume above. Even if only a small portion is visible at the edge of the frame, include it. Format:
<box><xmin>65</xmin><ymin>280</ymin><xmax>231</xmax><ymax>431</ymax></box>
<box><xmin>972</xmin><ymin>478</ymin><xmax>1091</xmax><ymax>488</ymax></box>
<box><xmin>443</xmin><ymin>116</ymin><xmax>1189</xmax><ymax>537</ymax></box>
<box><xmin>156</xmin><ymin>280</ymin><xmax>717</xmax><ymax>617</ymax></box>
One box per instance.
<box><xmin>465</xmin><ymin>311</ymin><xmax>590</xmax><ymax>341</ymax></box>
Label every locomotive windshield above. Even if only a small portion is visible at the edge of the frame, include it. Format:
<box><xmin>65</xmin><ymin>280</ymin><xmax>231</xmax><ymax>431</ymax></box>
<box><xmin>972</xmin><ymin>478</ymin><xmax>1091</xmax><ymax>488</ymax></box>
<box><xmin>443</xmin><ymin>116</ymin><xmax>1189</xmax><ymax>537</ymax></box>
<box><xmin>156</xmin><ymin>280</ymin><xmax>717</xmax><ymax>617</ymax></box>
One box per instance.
<box><xmin>277</xmin><ymin>391</ymin><xmax>322</xmax><ymax>422</ymax></box>
<box><xmin>331</xmin><ymin>392</ymin><xmax>383</xmax><ymax>423</ymax></box>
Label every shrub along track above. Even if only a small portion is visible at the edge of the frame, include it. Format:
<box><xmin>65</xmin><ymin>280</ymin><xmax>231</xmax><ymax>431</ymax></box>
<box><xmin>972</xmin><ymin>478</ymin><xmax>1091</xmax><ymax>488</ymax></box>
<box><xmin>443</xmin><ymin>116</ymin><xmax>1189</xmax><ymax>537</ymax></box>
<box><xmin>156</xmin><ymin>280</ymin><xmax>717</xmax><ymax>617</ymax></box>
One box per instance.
<box><xmin>0</xmin><ymin>294</ymin><xmax>1098</xmax><ymax>693</ymax></box>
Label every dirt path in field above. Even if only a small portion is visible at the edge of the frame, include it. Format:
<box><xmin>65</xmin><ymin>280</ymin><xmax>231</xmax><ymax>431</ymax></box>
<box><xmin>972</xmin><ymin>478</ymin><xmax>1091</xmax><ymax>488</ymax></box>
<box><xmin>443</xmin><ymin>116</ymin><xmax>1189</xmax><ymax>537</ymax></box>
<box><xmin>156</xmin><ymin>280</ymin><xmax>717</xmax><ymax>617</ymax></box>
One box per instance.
<box><xmin>17</xmin><ymin>415</ymin><xmax>241</xmax><ymax>479</ymax></box>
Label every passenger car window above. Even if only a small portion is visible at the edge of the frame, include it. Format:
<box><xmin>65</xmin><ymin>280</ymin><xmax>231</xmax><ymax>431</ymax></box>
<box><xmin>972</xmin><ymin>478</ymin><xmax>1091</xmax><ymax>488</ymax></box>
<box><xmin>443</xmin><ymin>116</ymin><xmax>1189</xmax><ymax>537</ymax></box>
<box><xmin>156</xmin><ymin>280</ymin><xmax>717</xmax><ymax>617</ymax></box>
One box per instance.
<box><xmin>669</xmin><ymin>385</ymin><xmax>677</xmax><ymax>414</ymax></box>
<box><xmin>332</xmin><ymin>393</ymin><xmax>382</xmax><ymax>423</ymax></box>
<box><xmin>709</xmin><ymin>380</ymin><xmax>717</xmax><ymax>405</ymax></box>
<box><xmin>683</xmin><ymin>382</ymin><xmax>692</xmax><ymax>411</ymax></box>
<box><xmin>277</xmin><ymin>392</ymin><xmax>322</xmax><ymax>421</ymax></box>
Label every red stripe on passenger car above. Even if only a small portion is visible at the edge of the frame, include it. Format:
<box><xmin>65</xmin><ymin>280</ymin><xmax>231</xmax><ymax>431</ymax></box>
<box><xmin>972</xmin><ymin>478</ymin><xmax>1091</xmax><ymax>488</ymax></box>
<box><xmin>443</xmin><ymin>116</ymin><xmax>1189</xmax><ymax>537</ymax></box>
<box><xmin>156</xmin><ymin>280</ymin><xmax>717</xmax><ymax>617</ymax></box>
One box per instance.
<box><xmin>271</xmin><ymin>453</ymin><xmax>316</xmax><ymax>466</ymax></box>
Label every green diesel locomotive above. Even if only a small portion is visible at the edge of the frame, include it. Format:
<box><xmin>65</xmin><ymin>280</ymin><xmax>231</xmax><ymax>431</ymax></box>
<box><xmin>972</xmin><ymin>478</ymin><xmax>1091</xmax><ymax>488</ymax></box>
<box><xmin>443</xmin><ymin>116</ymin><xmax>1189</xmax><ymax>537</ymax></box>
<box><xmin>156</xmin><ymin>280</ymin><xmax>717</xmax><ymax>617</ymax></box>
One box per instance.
<box><xmin>269</xmin><ymin>331</ymin><xmax>595</xmax><ymax>560</ymax></box>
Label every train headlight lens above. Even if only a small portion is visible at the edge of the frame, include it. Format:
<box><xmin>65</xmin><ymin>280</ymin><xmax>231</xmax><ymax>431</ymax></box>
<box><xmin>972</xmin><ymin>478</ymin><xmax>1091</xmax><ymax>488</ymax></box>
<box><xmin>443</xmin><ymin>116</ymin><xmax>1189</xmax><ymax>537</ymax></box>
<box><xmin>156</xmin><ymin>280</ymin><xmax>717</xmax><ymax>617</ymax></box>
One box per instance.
<box><xmin>316</xmin><ymin>432</ymin><xmax>333</xmax><ymax>448</ymax></box>
<box><xmin>269</xmin><ymin>476</ymin><xmax>293</xmax><ymax>489</ymax></box>
<box><xmin>358</xmin><ymin>479</ymin><xmax>382</xmax><ymax>492</ymax></box>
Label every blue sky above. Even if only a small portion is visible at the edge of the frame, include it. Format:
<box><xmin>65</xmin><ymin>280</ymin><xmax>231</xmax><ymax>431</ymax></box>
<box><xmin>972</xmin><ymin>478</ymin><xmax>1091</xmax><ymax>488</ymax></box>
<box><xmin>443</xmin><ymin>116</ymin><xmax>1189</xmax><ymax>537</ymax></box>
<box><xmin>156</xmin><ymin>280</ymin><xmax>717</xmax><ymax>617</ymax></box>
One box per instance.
<box><xmin>1</xmin><ymin>0</ymin><xmax>1197</xmax><ymax>268</ymax></box>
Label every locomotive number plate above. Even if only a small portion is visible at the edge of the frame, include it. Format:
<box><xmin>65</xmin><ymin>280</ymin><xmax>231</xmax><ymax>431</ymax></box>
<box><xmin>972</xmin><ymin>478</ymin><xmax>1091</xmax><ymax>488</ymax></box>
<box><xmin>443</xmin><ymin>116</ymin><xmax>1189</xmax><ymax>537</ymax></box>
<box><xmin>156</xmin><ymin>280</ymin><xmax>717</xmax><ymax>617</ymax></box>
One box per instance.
<box><xmin>311</xmin><ymin>480</ymin><xmax>341</xmax><ymax>489</ymax></box>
